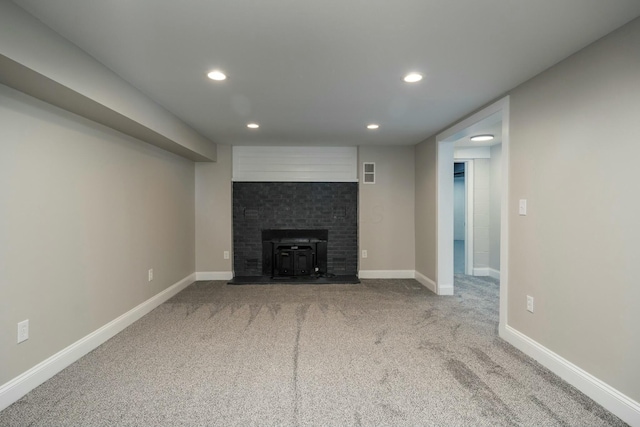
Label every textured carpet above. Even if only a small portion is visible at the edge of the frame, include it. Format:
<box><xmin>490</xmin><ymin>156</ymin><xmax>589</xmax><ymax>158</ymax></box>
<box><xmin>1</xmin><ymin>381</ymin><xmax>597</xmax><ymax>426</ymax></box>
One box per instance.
<box><xmin>0</xmin><ymin>275</ymin><xmax>626</xmax><ymax>426</ymax></box>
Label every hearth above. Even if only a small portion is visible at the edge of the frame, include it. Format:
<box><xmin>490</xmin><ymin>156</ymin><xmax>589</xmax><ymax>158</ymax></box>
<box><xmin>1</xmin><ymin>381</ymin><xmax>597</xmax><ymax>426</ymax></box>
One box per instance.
<box><xmin>262</xmin><ymin>229</ymin><xmax>328</xmax><ymax>278</ymax></box>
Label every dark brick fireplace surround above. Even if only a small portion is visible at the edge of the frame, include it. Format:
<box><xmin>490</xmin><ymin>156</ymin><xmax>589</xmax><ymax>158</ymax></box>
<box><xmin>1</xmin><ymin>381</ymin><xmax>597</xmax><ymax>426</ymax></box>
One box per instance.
<box><xmin>232</xmin><ymin>182</ymin><xmax>358</xmax><ymax>281</ymax></box>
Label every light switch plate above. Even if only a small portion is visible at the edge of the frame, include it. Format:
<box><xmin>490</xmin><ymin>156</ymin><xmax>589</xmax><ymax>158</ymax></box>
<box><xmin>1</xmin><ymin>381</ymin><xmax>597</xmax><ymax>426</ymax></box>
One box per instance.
<box><xmin>527</xmin><ymin>295</ymin><xmax>534</xmax><ymax>313</ymax></box>
<box><xmin>519</xmin><ymin>199</ymin><xmax>527</xmax><ymax>216</ymax></box>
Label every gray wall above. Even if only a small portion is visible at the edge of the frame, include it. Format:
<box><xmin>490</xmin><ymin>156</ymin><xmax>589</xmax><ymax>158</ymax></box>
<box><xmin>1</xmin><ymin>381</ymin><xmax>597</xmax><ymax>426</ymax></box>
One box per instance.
<box><xmin>0</xmin><ymin>84</ymin><xmax>195</xmax><ymax>385</ymax></box>
<box><xmin>359</xmin><ymin>146</ymin><xmax>415</xmax><ymax>272</ymax></box>
<box><xmin>489</xmin><ymin>145</ymin><xmax>502</xmax><ymax>272</ymax></box>
<box><xmin>508</xmin><ymin>17</ymin><xmax>640</xmax><ymax>400</ymax></box>
<box><xmin>473</xmin><ymin>159</ymin><xmax>490</xmax><ymax>270</ymax></box>
<box><xmin>414</xmin><ymin>136</ymin><xmax>438</xmax><ymax>282</ymax></box>
<box><xmin>453</xmin><ymin>176</ymin><xmax>465</xmax><ymax>241</ymax></box>
<box><xmin>195</xmin><ymin>145</ymin><xmax>233</xmax><ymax>273</ymax></box>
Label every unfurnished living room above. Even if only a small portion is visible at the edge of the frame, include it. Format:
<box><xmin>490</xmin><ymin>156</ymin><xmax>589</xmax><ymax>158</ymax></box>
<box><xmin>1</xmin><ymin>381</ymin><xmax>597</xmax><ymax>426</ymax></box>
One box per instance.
<box><xmin>1</xmin><ymin>1</ymin><xmax>640</xmax><ymax>426</ymax></box>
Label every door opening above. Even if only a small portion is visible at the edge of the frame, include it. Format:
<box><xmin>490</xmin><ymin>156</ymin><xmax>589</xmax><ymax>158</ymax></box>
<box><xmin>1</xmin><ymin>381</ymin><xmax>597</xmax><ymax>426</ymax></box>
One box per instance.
<box><xmin>436</xmin><ymin>96</ymin><xmax>510</xmax><ymax>336</ymax></box>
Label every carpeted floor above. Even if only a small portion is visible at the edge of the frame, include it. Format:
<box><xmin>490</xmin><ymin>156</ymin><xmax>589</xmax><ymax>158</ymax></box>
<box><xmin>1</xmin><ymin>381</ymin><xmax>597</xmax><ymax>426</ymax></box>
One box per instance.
<box><xmin>0</xmin><ymin>275</ymin><xmax>626</xmax><ymax>426</ymax></box>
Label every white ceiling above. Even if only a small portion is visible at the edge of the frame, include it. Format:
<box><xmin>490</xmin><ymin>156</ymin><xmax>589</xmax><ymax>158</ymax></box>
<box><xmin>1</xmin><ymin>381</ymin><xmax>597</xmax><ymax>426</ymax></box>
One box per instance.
<box><xmin>452</xmin><ymin>114</ymin><xmax>503</xmax><ymax>148</ymax></box>
<box><xmin>12</xmin><ymin>0</ymin><xmax>640</xmax><ymax>147</ymax></box>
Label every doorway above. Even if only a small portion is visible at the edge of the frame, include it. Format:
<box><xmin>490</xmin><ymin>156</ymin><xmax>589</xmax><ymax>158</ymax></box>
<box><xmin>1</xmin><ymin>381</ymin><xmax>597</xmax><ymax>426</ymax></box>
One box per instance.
<box><xmin>436</xmin><ymin>96</ymin><xmax>510</xmax><ymax>334</ymax></box>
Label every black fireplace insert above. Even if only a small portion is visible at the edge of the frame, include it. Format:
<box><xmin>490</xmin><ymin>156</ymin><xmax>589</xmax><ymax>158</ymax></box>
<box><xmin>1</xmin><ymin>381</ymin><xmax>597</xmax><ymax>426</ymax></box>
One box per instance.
<box><xmin>262</xmin><ymin>229</ymin><xmax>328</xmax><ymax>278</ymax></box>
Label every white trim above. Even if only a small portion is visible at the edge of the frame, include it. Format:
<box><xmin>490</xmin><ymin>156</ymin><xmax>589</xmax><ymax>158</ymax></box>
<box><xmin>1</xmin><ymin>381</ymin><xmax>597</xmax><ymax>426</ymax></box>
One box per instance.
<box><xmin>196</xmin><ymin>271</ymin><xmax>234</xmax><ymax>281</ymax></box>
<box><xmin>473</xmin><ymin>267</ymin><xmax>490</xmax><ymax>276</ymax></box>
<box><xmin>437</xmin><ymin>283</ymin><xmax>454</xmax><ymax>296</ymax></box>
<box><xmin>501</xmin><ymin>325</ymin><xmax>640</xmax><ymax>426</ymax></box>
<box><xmin>358</xmin><ymin>270</ymin><xmax>415</xmax><ymax>279</ymax></box>
<box><xmin>0</xmin><ymin>273</ymin><xmax>196</xmax><ymax>412</ymax></box>
<box><xmin>454</xmin><ymin>146</ymin><xmax>491</xmax><ymax>159</ymax></box>
<box><xmin>498</xmin><ymin>96</ymin><xmax>510</xmax><ymax>335</ymax></box>
<box><xmin>488</xmin><ymin>268</ymin><xmax>500</xmax><ymax>280</ymax></box>
<box><xmin>464</xmin><ymin>160</ymin><xmax>474</xmax><ymax>276</ymax></box>
<box><xmin>414</xmin><ymin>271</ymin><xmax>437</xmax><ymax>293</ymax></box>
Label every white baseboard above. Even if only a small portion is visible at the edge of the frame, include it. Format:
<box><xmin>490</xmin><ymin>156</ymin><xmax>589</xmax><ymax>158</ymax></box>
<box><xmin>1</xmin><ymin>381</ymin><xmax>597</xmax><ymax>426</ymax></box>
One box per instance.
<box><xmin>414</xmin><ymin>271</ymin><xmax>453</xmax><ymax>295</ymax></box>
<box><xmin>358</xmin><ymin>270</ymin><xmax>415</xmax><ymax>279</ymax></box>
<box><xmin>414</xmin><ymin>271</ymin><xmax>437</xmax><ymax>293</ymax></box>
<box><xmin>501</xmin><ymin>325</ymin><xmax>640</xmax><ymax>426</ymax></box>
<box><xmin>472</xmin><ymin>267</ymin><xmax>500</xmax><ymax>280</ymax></box>
<box><xmin>0</xmin><ymin>273</ymin><xmax>196</xmax><ymax>412</ymax></box>
<box><xmin>437</xmin><ymin>283</ymin><xmax>454</xmax><ymax>295</ymax></box>
<box><xmin>473</xmin><ymin>267</ymin><xmax>489</xmax><ymax>276</ymax></box>
<box><xmin>196</xmin><ymin>271</ymin><xmax>233</xmax><ymax>281</ymax></box>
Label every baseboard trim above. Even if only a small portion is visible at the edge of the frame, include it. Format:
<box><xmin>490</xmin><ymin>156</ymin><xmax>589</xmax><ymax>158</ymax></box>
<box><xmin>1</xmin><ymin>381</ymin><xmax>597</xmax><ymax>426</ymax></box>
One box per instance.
<box><xmin>414</xmin><ymin>271</ymin><xmax>453</xmax><ymax>295</ymax></box>
<box><xmin>473</xmin><ymin>267</ymin><xmax>489</xmax><ymax>276</ymax></box>
<box><xmin>471</xmin><ymin>267</ymin><xmax>500</xmax><ymax>280</ymax></box>
<box><xmin>0</xmin><ymin>273</ymin><xmax>196</xmax><ymax>412</ymax></box>
<box><xmin>196</xmin><ymin>271</ymin><xmax>233</xmax><ymax>281</ymax></box>
<box><xmin>358</xmin><ymin>270</ymin><xmax>415</xmax><ymax>279</ymax></box>
<box><xmin>414</xmin><ymin>271</ymin><xmax>437</xmax><ymax>293</ymax></box>
<box><xmin>501</xmin><ymin>325</ymin><xmax>640</xmax><ymax>426</ymax></box>
<box><xmin>437</xmin><ymin>283</ymin><xmax>454</xmax><ymax>295</ymax></box>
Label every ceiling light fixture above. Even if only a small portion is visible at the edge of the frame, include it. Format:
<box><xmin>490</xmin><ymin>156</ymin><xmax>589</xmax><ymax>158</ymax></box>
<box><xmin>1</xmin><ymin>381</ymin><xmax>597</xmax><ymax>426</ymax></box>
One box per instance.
<box><xmin>470</xmin><ymin>134</ymin><xmax>494</xmax><ymax>142</ymax></box>
<box><xmin>403</xmin><ymin>73</ymin><xmax>423</xmax><ymax>83</ymax></box>
<box><xmin>247</xmin><ymin>123</ymin><xmax>259</xmax><ymax>129</ymax></box>
<box><xmin>367</xmin><ymin>124</ymin><xmax>380</xmax><ymax>130</ymax></box>
<box><xmin>207</xmin><ymin>70</ymin><xmax>227</xmax><ymax>81</ymax></box>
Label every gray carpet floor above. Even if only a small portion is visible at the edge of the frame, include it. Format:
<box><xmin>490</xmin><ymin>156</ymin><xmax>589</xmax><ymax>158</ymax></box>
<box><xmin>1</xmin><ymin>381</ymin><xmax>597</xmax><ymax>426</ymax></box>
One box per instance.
<box><xmin>0</xmin><ymin>275</ymin><xmax>626</xmax><ymax>426</ymax></box>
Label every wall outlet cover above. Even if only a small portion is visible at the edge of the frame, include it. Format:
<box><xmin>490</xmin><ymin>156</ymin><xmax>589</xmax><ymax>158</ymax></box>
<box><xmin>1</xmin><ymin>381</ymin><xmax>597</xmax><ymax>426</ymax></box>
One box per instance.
<box><xmin>17</xmin><ymin>319</ymin><xmax>29</xmax><ymax>343</ymax></box>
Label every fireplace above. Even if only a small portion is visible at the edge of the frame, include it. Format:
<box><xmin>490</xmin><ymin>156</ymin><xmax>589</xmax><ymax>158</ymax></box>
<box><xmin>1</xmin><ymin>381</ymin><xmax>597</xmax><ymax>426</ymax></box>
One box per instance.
<box><xmin>262</xmin><ymin>229</ymin><xmax>328</xmax><ymax>278</ymax></box>
<box><xmin>230</xmin><ymin>182</ymin><xmax>359</xmax><ymax>284</ymax></box>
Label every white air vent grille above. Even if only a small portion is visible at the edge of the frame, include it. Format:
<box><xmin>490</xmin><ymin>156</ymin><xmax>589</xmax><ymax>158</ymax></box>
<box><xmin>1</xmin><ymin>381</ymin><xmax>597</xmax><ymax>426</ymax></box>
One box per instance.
<box><xmin>363</xmin><ymin>162</ymin><xmax>375</xmax><ymax>184</ymax></box>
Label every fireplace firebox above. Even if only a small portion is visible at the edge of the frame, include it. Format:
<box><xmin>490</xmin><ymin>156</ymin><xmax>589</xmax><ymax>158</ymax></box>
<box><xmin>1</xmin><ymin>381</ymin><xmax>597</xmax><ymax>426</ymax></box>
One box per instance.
<box><xmin>262</xmin><ymin>229</ymin><xmax>328</xmax><ymax>278</ymax></box>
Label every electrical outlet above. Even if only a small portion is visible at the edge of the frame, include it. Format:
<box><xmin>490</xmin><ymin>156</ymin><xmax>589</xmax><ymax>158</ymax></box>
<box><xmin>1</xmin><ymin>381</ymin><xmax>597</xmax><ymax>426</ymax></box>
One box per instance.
<box><xmin>362</xmin><ymin>250</ymin><xmax>368</xmax><ymax>259</ymax></box>
<box><xmin>527</xmin><ymin>295</ymin><xmax>534</xmax><ymax>313</ymax></box>
<box><xmin>224</xmin><ymin>251</ymin><xmax>230</xmax><ymax>260</ymax></box>
<box><xmin>148</xmin><ymin>269</ymin><xmax>153</xmax><ymax>282</ymax></box>
<box><xmin>17</xmin><ymin>319</ymin><xmax>29</xmax><ymax>343</ymax></box>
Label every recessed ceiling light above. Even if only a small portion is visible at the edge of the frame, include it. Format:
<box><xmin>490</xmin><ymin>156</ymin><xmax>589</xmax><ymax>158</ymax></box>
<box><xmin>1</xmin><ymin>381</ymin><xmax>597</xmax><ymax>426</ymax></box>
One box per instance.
<box><xmin>207</xmin><ymin>70</ymin><xmax>227</xmax><ymax>81</ymax></box>
<box><xmin>403</xmin><ymin>73</ymin><xmax>423</xmax><ymax>83</ymax></box>
<box><xmin>470</xmin><ymin>134</ymin><xmax>494</xmax><ymax>142</ymax></box>
<box><xmin>247</xmin><ymin>123</ymin><xmax>259</xmax><ymax>129</ymax></box>
<box><xmin>367</xmin><ymin>124</ymin><xmax>380</xmax><ymax>130</ymax></box>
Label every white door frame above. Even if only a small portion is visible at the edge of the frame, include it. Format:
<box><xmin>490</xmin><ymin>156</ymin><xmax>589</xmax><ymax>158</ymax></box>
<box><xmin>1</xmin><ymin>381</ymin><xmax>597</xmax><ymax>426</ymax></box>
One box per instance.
<box><xmin>436</xmin><ymin>96</ymin><xmax>510</xmax><ymax>333</ymax></box>
<box><xmin>454</xmin><ymin>160</ymin><xmax>475</xmax><ymax>276</ymax></box>
<box><xmin>463</xmin><ymin>160</ymin><xmax>474</xmax><ymax>275</ymax></box>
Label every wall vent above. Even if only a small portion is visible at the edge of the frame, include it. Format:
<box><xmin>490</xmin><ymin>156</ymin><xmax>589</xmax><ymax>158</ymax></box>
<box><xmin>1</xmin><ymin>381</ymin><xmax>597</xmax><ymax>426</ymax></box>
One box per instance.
<box><xmin>363</xmin><ymin>162</ymin><xmax>375</xmax><ymax>184</ymax></box>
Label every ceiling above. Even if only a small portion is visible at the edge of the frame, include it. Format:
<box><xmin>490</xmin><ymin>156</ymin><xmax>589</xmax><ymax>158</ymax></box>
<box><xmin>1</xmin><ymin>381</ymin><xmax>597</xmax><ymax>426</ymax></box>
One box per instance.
<box><xmin>12</xmin><ymin>0</ymin><xmax>640</xmax><ymax>147</ymax></box>
<box><xmin>451</xmin><ymin>114</ymin><xmax>502</xmax><ymax>148</ymax></box>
